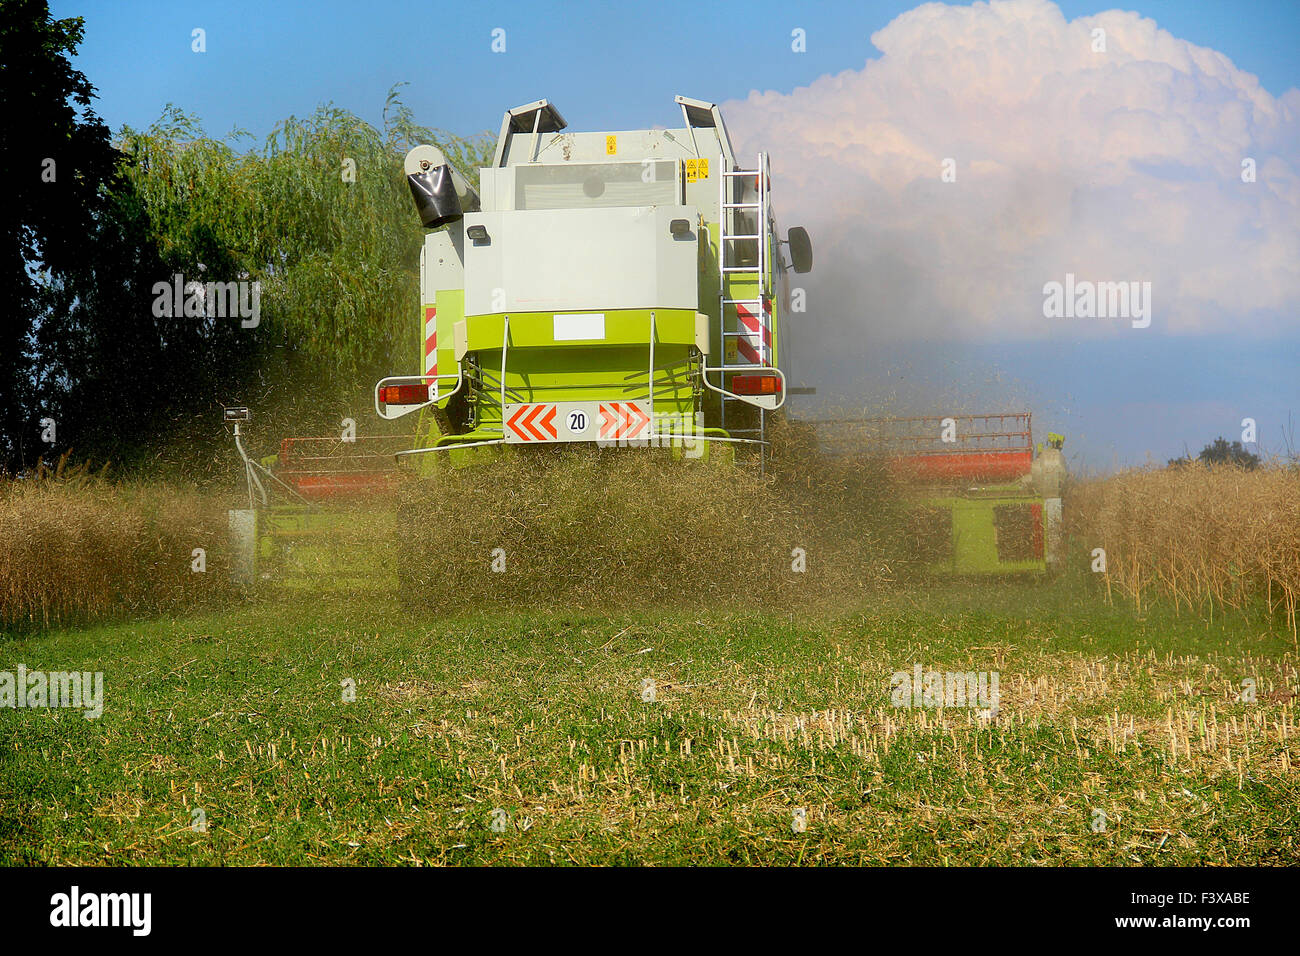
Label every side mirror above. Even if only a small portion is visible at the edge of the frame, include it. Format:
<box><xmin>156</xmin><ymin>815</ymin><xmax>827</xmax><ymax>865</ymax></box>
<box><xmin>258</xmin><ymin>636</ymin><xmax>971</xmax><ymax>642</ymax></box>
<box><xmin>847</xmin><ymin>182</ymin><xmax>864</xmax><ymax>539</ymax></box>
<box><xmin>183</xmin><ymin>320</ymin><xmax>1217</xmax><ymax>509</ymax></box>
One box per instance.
<box><xmin>787</xmin><ymin>226</ymin><xmax>813</xmax><ymax>274</ymax></box>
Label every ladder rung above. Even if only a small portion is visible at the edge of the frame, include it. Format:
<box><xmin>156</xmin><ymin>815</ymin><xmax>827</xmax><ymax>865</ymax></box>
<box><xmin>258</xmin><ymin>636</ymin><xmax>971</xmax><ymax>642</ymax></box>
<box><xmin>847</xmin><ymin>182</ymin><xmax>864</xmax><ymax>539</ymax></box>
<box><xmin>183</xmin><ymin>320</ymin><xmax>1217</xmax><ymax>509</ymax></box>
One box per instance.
<box><xmin>722</xmin><ymin>266</ymin><xmax>760</xmax><ymax>273</ymax></box>
<box><xmin>724</xmin><ymin>170</ymin><xmax>760</xmax><ymax>177</ymax></box>
<box><xmin>722</xmin><ymin>234</ymin><xmax>760</xmax><ymax>240</ymax></box>
<box><xmin>723</xmin><ymin>202</ymin><xmax>760</xmax><ymax>209</ymax></box>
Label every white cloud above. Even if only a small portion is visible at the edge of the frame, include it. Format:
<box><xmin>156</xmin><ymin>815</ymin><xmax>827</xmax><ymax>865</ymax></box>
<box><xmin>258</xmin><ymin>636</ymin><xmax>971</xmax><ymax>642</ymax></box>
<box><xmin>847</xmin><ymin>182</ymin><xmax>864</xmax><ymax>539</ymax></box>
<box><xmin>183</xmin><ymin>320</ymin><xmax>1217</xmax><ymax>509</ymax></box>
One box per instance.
<box><xmin>724</xmin><ymin>0</ymin><xmax>1300</xmax><ymax>342</ymax></box>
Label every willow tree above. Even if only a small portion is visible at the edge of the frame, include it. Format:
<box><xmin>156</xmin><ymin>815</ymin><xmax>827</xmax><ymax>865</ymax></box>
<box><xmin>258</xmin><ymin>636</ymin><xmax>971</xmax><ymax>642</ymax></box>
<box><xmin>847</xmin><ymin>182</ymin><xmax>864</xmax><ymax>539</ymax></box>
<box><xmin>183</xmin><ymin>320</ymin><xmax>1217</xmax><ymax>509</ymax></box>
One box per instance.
<box><xmin>124</xmin><ymin>87</ymin><xmax>490</xmax><ymax>384</ymax></box>
<box><xmin>101</xmin><ymin>88</ymin><xmax>494</xmax><ymax>469</ymax></box>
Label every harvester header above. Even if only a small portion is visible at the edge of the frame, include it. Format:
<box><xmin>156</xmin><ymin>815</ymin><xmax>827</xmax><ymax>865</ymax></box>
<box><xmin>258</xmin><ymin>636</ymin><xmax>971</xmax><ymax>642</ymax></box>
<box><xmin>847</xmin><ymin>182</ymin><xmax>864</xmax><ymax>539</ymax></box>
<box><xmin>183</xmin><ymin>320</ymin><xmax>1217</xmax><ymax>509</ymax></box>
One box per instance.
<box><xmin>810</xmin><ymin>411</ymin><xmax>1067</xmax><ymax>575</ymax></box>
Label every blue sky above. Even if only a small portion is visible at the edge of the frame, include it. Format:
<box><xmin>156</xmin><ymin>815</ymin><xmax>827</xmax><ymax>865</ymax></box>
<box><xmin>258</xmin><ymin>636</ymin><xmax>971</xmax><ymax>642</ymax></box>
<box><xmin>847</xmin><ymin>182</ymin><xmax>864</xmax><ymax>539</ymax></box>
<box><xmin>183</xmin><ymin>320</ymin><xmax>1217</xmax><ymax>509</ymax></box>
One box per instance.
<box><xmin>52</xmin><ymin>0</ymin><xmax>1300</xmax><ymax>470</ymax></box>
<box><xmin>54</xmin><ymin>0</ymin><xmax>1300</xmax><ymax>140</ymax></box>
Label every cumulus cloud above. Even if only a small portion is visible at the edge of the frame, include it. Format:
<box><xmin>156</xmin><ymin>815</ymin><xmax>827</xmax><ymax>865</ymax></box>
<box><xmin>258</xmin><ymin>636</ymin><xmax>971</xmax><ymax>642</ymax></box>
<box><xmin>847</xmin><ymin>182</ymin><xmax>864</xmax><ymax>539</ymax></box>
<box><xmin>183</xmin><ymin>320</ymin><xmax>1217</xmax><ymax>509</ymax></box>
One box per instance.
<box><xmin>724</xmin><ymin>0</ymin><xmax>1300</xmax><ymax>347</ymax></box>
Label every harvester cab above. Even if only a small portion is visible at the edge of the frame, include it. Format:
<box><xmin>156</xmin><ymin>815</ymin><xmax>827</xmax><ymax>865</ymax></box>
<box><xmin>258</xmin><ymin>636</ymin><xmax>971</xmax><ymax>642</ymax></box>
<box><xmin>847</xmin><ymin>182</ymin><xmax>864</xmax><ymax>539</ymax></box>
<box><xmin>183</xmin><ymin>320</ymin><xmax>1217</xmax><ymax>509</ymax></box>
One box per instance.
<box><xmin>375</xmin><ymin>95</ymin><xmax>811</xmax><ymax>469</ymax></box>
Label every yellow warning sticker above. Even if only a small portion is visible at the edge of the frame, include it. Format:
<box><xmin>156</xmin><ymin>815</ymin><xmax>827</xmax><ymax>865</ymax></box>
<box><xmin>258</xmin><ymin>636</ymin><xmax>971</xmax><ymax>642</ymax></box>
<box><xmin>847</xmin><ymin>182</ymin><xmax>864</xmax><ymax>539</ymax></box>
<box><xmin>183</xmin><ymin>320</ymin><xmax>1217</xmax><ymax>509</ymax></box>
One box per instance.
<box><xmin>684</xmin><ymin>157</ymin><xmax>710</xmax><ymax>183</ymax></box>
<box><xmin>724</xmin><ymin>340</ymin><xmax>738</xmax><ymax>362</ymax></box>
<box><xmin>605</xmin><ymin>135</ymin><xmax>617</xmax><ymax>155</ymax></box>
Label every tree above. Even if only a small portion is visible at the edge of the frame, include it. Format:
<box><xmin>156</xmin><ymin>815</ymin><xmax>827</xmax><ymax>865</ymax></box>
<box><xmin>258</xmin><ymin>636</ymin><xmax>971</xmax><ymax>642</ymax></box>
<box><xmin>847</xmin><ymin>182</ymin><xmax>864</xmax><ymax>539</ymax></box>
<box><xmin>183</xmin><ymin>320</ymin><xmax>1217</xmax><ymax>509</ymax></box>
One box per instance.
<box><xmin>99</xmin><ymin>92</ymin><xmax>494</xmax><ymax>476</ymax></box>
<box><xmin>0</xmin><ymin>0</ymin><xmax>121</xmax><ymax>471</ymax></box>
<box><xmin>0</xmin><ymin>0</ymin><xmax>495</xmax><ymax>476</ymax></box>
<box><xmin>1196</xmin><ymin>437</ymin><xmax>1261</xmax><ymax>469</ymax></box>
<box><xmin>1168</xmin><ymin>437</ymin><xmax>1261</xmax><ymax>470</ymax></box>
<box><xmin>7</xmin><ymin>34</ymin><xmax>494</xmax><ymax>477</ymax></box>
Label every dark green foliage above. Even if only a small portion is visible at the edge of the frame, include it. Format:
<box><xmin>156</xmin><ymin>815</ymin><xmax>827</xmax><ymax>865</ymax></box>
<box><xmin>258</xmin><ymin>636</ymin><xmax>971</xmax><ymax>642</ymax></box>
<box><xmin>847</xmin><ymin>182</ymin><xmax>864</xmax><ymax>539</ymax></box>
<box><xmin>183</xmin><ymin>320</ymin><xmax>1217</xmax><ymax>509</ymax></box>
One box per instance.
<box><xmin>1169</xmin><ymin>437</ymin><xmax>1261</xmax><ymax>470</ymax></box>
<box><xmin>1195</xmin><ymin>437</ymin><xmax>1261</xmax><ymax>469</ymax></box>
<box><xmin>0</xmin><ymin>0</ymin><xmax>120</xmax><ymax>471</ymax></box>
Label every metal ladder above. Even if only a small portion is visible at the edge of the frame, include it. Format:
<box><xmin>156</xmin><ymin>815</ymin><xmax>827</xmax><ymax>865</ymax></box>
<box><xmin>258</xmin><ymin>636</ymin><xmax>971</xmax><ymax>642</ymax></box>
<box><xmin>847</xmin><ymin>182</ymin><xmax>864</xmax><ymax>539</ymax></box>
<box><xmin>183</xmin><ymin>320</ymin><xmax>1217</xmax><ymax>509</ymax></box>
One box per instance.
<box><xmin>717</xmin><ymin>153</ymin><xmax>772</xmax><ymax>457</ymax></box>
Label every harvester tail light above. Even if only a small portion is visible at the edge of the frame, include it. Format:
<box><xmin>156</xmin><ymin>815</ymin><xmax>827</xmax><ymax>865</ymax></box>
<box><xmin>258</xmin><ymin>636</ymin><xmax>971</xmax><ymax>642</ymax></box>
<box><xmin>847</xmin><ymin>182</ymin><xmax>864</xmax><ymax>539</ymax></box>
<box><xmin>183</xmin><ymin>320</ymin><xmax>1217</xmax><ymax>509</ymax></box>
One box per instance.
<box><xmin>379</xmin><ymin>384</ymin><xmax>430</xmax><ymax>405</ymax></box>
<box><xmin>731</xmin><ymin>374</ymin><xmax>782</xmax><ymax>396</ymax></box>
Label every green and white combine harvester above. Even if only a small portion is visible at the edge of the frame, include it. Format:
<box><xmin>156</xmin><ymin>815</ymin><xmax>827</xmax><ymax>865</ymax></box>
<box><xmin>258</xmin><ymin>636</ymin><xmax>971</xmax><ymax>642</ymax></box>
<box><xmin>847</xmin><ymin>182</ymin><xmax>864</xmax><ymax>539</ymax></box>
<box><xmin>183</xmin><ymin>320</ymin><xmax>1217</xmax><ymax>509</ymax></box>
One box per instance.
<box><xmin>375</xmin><ymin>95</ymin><xmax>809</xmax><ymax>464</ymax></box>
<box><xmin>227</xmin><ymin>95</ymin><xmax>1064</xmax><ymax>582</ymax></box>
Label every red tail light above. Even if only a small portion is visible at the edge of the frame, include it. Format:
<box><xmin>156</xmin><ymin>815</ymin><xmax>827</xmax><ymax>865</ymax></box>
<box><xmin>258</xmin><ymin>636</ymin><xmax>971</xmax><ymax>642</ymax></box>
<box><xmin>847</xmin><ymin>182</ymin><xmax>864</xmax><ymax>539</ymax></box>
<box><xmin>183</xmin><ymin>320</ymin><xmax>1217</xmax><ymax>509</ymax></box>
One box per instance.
<box><xmin>731</xmin><ymin>373</ymin><xmax>782</xmax><ymax>396</ymax></box>
<box><xmin>379</xmin><ymin>384</ymin><xmax>430</xmax><ymax>405</ymax></box>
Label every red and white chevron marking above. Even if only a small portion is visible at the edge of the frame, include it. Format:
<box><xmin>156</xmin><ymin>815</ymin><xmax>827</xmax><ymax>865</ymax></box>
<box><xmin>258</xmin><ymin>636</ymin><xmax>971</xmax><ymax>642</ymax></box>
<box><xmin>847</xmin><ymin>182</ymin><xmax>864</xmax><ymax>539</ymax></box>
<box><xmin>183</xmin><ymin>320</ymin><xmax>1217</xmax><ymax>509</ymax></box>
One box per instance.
<box><xmin>598</xmin><ymin>402</ymin><xmax>651</xmax><ymax>441</ymax></box>
<box><xmin>505</xmin><ymin>404</ymin><xmax>559</xmax><ymax>442</ymax></box>
<box><xmin>423</xmin><ymin>305</ymin><xmax>437</xmax><ymax>383</ymax></box>
<box><xmin>734</xmin><ymin>300</ymin><xmax>771</xmax><ymax>365</ymax></box>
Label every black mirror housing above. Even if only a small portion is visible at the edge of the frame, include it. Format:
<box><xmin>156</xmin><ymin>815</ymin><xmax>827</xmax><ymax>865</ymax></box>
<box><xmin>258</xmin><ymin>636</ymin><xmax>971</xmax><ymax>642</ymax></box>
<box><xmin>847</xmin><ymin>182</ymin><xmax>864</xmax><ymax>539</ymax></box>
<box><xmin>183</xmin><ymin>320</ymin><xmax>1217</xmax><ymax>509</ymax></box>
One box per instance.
<box><xmin>788</xmin><ymin>226</ymin><xmax>813</xmax><ymax>274</ymax></box>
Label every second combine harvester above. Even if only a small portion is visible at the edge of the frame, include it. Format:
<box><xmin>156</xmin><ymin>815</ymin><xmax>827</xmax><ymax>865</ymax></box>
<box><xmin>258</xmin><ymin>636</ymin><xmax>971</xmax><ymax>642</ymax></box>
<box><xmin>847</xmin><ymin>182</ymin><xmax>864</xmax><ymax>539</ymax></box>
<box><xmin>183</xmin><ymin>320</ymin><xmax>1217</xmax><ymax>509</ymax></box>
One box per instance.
<box><xmin>373</xmin><ymin>95</ymin><xmax>811</xmax><ymax>467</ymax></box>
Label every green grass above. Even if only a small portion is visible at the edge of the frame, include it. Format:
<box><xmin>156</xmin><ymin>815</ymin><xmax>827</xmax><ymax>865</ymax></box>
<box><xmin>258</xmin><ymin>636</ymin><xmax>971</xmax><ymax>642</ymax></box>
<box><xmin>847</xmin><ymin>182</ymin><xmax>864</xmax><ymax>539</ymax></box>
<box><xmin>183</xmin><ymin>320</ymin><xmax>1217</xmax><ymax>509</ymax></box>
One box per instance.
<box><xmin>1</xmin><ymin>581</ymin><xmax>1295</xmax><ymax>865</ymax></box>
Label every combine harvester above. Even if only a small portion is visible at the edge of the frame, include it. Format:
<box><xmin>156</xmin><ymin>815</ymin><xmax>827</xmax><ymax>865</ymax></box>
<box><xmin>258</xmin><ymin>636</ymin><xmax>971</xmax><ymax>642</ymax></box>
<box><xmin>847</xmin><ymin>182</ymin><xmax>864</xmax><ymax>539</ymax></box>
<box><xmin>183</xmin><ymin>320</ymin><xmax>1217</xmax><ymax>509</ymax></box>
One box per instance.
<box><xmin>374</xmin><ymin>95</ymin><xmax>811</xmax><ymax>465</ymax></box>
<box><xmin>227</xmin><ymin>95</ymin><xmax>812</xmax><ymax>582</ymax></box>
<box><xmin>227</xmin><ymin>94</ymin><xmax>1067</xmax><ymax>583</ymax></box>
